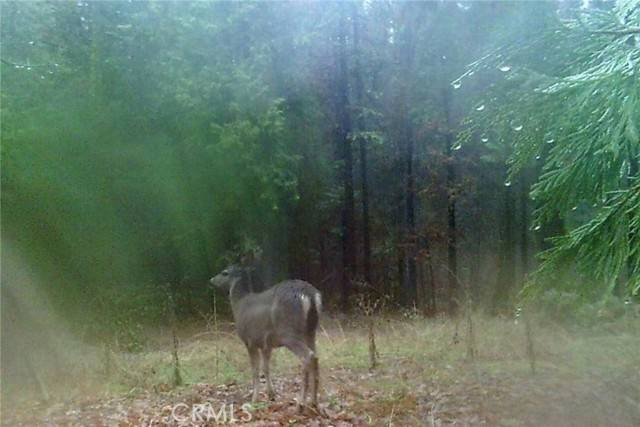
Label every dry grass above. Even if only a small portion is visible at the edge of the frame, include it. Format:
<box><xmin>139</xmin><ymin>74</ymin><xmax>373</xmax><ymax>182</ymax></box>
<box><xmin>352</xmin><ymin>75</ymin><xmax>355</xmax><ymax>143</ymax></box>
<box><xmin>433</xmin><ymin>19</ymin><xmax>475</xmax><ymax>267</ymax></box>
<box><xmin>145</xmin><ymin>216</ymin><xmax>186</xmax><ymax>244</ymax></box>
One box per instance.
<box><xmin>5</xmin><ymin>313</ymin><xmax>640</xmax><ymax>426</ymax></box>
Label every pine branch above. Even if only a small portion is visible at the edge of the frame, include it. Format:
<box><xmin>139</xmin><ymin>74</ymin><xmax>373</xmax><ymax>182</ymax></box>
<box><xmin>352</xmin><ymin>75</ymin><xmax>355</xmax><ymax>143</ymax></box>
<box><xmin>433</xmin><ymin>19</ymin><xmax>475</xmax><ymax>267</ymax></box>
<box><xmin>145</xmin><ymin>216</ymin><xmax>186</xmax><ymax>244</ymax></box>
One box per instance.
<box><xmin>589</xmin><ymin>27</ymin><xmax>640</xmax><ymax>35</ymax></box>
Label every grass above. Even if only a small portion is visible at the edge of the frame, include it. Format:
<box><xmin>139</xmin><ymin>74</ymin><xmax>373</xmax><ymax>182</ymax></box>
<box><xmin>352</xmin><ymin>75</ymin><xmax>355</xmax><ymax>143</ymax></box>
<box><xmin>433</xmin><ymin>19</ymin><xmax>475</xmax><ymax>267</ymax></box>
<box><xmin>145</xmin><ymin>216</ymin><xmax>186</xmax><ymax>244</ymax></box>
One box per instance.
<box><xmin>5</xmin><ymin>312</ymin><xmax>640</xmax><ymax>426</ymax></box>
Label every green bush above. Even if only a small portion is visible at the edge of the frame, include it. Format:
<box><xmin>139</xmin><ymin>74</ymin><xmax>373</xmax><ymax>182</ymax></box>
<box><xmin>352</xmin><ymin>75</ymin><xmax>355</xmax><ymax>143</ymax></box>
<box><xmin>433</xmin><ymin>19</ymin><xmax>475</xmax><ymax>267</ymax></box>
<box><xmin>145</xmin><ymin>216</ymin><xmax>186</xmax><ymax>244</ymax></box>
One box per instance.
<box><xmin>535</xmin><ymin>289</ymin><xmax>636</xmax><ymax>327</ymax></box>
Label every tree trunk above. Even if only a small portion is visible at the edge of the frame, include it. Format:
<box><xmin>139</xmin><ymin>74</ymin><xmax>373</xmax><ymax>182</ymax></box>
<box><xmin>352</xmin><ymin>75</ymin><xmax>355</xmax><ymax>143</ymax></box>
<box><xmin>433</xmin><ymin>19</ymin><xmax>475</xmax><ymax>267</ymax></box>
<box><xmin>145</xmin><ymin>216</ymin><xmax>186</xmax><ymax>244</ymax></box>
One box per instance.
<box><xmin>396</xmin><ymin>195</ymin><xmax>405</xmax><ymax>303</ymax></box>
<box><xmin>398</xmin><ymin>5</ymin><xmax>418</xmax><ymax>307</ymax></box>
<box><xmin>520</xmin><ymin>170</ymin><xmax>530</xmax><ymax>277</ymax></box>
<box><xmin>336</xmin><ymin>4</ymin><xmax>356</xmax><ymax>312</ymax></box>
<box><xmin>404</xmin><ymin>120</ymin><xmax>418</xmax><ymax>306</ymax></box>
<box><xmin>427</xmin><ymin>252</ymin><xmax>437</xmax><ymax>314</ymax></box>
<box><xmin>352</xmin><ymin>7</ymin><xmax>372</xmax><ymax>287</ymax></box>
<box><xmin>352</xmin><ymin>6</ymin><xmax>372</xmax><ymax>286</ymax></box>
<box><xmin>419</xmin><ymin>235</ymin><xmax>437</xmax><ymax>315</ymax></box>
<box><xmin>443</xmin><ymin>88</ymin><xmax>458</xmax><ymax>315</ymax></box>
<box><xmin>493</xmin><ymin>174</ymin><xmax>516</xmax><ymax>313</ymax></box>
<box><xmin>446</xmin><ymin>152</ymin><xmax>458</xmax><ymax>313</ymax></box>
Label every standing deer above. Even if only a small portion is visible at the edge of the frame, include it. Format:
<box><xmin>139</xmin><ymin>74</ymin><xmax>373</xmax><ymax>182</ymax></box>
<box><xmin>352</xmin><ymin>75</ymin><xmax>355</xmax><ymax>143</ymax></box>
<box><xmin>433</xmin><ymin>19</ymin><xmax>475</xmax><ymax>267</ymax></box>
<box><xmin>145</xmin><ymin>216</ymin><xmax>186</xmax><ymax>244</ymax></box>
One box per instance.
<box><xmin>210</xmin><ymin>264</ymin><xmax>321</xmax><ymax>411</ymax></box>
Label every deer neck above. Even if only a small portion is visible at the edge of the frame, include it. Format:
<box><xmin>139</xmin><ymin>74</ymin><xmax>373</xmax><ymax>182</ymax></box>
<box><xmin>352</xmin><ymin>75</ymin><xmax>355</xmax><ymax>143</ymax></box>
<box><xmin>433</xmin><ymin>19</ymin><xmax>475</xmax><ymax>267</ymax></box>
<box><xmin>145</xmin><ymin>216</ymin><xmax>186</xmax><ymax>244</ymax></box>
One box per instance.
<box><xmin>229</xmin><ymin>268</ymin><xmax>263</xmax><ymax>320</ymax></box>
<box><xmin>229</xmin><ymin>277</ymin><xmax>252</xmax><ymax>316</ymax></box>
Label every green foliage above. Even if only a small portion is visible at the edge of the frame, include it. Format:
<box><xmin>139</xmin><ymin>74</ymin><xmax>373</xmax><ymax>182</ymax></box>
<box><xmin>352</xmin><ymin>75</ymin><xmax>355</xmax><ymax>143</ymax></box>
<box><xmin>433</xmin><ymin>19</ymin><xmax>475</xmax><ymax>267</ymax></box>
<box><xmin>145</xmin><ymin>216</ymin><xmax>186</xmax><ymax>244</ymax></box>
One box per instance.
<box><xmin>533</xmin><ymin>184</ymin><xmax>640</xmax><ymax>296</ymax></box>
<box><xmin>459</xmin><ymin>0</ymin><xmax>640</xmax><ymax>298</ymax></box>
<box><xmin>3</xmin><ymin>0</ymin><xmax>637</xmax><ymax>346</ymax></box>
<box><xmin>85</xmin><ymin>282</ymin><xmax>169</xmax><ymax>352</ymax></box>
<box><xmin>535</xmin><ymin>289</ymin><xmax>637</xmax><ymax>327</ymax></box>
<box><xmin>1</xmin><ymin>1</ymin><xmax>318</xmax><ymax>335</ymax></box>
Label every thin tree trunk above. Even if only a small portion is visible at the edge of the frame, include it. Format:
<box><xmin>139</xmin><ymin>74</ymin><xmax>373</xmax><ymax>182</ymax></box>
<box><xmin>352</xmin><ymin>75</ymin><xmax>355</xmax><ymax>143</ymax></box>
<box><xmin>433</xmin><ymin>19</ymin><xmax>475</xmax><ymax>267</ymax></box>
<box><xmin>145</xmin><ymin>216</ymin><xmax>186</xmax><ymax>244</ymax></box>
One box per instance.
<box><xmin>353</xmin><ymin>7</ymin><xmax>372</xmax><ymax>286</ymax></box>
<box><xmin>404</xmin><ymin>120</ymin><xmax>417</xmax><ymax>306</ymax></box>
<box><xmin>394</xmin><ymin>187</ymin><xmax>406</xmax><ymax>302</ymax></box>
<box><xmin>167</xmin><ymin>291</ymin><xmax>183</xmax><ymax>387</ymax></box>
<box><xmin>446</xmin><ymin>155</ymin><xmax>458</xmax><ymax>313</ymax></box>
<box><xmin>336</xmin><ymin>4</ymin><xmax>356</xmax><ymax>312</ymax></box>
<box><xmin>418</xmin><ymin>235</ymin><xmax>437</xmax><ymax>315</ymax></box>
<box><xmin>520</xmin><ymin>170</ymin><xmax>530</xmax><ymax>277</ymax></box>
<box><xmin>398</xmin><ymin>5</ymin><xmax>418</xmax><ymax>307</ymax></box>
<box><xmin>443</xmin><ymin>89</ymin><xmax>458</xmax><ymax>315</ymax></box>
<box><xmin>524</xmin><ymin>307</ymin><xmax>536</xmax><ymax>375</ymax></box>
<box><xmin>427</xmin><ymin>251</ymin><xmax>437</xmax><ymax>314</ymax></box>
<box><xmin>505</xmin><ymin>181</ymin><xmax>516</xmax><ymax>291</ymax></box>
<box><xmin>416</xmin><ymin>258</ymin><xmax>425</xmax><ymax>313</ymax></box>
<box><xmin>493</xmin><ymin>173</ymin><xmax>516</xmax><ymax>313</ymax></box>
<box><xmin>397</xmin><ymin>247</ymin><xmax>405</xmax><ymax>304</ymax></box>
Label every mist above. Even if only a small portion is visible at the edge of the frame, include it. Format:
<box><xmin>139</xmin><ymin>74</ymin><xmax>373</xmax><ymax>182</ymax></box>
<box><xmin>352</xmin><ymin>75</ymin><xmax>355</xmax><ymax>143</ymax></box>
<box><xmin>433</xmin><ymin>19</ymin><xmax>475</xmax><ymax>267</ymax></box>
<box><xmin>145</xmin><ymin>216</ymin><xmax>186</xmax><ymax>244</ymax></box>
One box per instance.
<box><xmin>2</xmin><ymin>1</ymin><xmax>639</xmax><ymax>425</ymax></box>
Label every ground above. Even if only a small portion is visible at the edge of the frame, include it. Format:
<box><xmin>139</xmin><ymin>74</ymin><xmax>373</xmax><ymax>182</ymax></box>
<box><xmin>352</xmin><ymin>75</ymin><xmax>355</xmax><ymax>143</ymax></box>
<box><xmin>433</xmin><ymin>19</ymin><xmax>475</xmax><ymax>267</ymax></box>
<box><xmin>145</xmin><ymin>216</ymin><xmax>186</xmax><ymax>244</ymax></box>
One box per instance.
<box><xmin>4</xmin><ymin>314</ymin><xmax>640</xmax><ymax>426</ymax></box>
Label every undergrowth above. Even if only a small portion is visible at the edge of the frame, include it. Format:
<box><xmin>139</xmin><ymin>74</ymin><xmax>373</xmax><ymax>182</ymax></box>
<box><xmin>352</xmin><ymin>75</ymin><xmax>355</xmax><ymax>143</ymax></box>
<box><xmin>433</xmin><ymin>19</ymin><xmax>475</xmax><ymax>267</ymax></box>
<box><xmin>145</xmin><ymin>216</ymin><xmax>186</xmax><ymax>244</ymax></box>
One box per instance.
<box><xmin>6</xmin><ymin>312</ymin><xmax>640</xmax><ymax>426</ymax></box>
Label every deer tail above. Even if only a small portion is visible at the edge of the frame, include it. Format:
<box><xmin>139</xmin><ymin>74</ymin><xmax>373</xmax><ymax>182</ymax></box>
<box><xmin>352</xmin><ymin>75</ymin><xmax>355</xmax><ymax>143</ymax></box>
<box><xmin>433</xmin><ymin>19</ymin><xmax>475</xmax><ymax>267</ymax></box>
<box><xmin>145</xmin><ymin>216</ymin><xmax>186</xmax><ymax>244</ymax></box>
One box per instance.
<box><xmin>304</xmin><ymin>292</ymin><xmax>321</xmax><ymax>335</ymax></box>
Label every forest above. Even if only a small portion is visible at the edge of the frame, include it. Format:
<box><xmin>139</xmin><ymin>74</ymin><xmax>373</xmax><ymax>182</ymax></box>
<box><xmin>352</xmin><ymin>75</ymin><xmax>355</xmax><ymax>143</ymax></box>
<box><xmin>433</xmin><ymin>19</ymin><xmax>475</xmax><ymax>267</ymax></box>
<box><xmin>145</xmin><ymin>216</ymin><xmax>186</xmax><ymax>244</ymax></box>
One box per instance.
<box><xmin>1</xmin><ymin>1</ymin><xmax>639</xmax><ymax>426</ymax></box>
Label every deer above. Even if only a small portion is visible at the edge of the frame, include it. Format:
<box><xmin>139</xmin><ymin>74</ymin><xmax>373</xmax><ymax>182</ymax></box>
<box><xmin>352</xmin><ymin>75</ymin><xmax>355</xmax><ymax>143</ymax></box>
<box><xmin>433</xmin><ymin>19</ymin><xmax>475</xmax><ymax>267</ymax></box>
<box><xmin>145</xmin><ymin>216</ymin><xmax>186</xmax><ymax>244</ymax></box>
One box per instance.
<box><xmin>210</xmin><ymin>264</ymin><xmax>322</xmax><ymax>412</ymax></box>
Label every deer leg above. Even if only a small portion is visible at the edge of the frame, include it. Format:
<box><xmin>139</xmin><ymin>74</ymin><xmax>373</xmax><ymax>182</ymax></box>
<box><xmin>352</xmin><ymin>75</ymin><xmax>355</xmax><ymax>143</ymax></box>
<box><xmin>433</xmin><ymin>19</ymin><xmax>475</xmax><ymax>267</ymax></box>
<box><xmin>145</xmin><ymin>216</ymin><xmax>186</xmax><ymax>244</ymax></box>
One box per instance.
<box><xmin>307</xmin><ymin>338</ymin><xmax>319</xmax><ymax>408</ymax></box>
<box><xmin>302</xmin><ymin>363</ymin><xmax>309</xmax><ymax>407</ymax></box>
<box><xmin>302</xmin><ymin>355</ymin><xmax>323</xmax><ymax>416</ymax></box>
<box><xmin>248</xmin><ymin>346</ymin><xmax>260</xmax><ymax>403</ymax></box>
<box><xmin>261</xmin><ymin>347</ymin><xmax>276</xmax><ymax>400</ymax></box>
<box><xmin>310</xmin><ymin>354</ymin><xmax>319</xmax><ymax>407</ymax></box>
<box><xmin>283</xmin><ymin>339</ymin><xmax>314</xmax><ymax>413</ymax></box>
